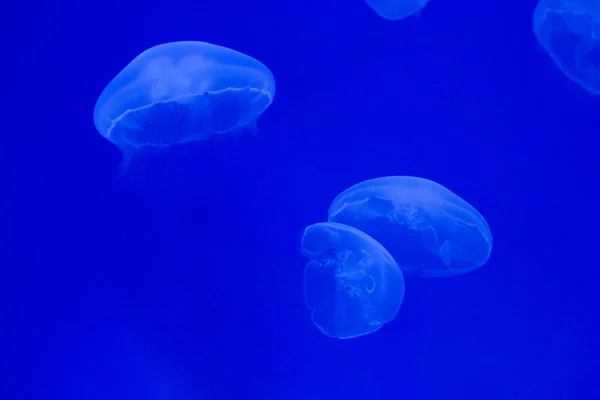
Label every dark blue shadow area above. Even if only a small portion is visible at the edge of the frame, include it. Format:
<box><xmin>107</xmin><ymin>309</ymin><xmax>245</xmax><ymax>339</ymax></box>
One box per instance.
<box><xmin>3</xmin><ymin>0</ymin><xmax>600</xmax><ymax>399</ymax></box>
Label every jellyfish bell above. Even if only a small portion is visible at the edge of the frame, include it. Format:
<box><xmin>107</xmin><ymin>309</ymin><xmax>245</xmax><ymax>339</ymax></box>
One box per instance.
<box><xmin>328</xmin><ymin>176</ymin><xmax>493</xmax><ymax>278</ymax></box>
<box><xmin>533</xmin><ymin>0</ymin><xmax>600</xmax><ymax>94</ymax></box>
<box><xmin>93</xmin><ymin>40</ymin><xmax>276</xmax><ymax>176</ymax></box>
<box><xmin>300</xmin><ymin>221</ymin><xmax>405</xmax><ymax>339</ymax></box>
<box><xmin>365</xmin><ymin>0</ymin><xmax>432</xmax><ymax>21</ymax></box>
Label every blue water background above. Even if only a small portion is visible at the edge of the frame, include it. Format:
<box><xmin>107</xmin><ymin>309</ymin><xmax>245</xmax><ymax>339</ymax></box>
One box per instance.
<box><xmin>4</xmin><ymin>0</ymin><xmax>600</xmax><ymax>398</ymax></box>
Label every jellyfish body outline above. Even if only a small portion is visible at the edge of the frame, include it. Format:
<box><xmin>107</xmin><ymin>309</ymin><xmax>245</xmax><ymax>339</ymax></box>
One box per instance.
<box><xmin>365</xmin><ymin>0</ymin><xmax>432</xmax><ymax>21</ymax></box>
<box><xmin>533</xmin><ymin>0</ymin><xmax>600</xmax><ymax>93</ymax></box>
<box><xmin>93</xmin><ymin>41</ymin><xmax>276</xmax><ymax>150</ymax></box>
<box><xmin>300</xmin><ymin>222</ymin><xmax>405</xmax><ymax>339</ymax></box>
<box><xmin>328</xmin><ymin>176</ymin><xmax>493</xmax><ymax>278</ymax></box>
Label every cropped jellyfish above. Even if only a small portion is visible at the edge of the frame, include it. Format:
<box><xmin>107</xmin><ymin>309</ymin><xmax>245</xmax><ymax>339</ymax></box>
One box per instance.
<box><xmin>93</xmin><ymin>41</ymin><xmax>275</xmax><ymax>172</ymax></box>
<box><xmin>533</xmin><ymin>0</ymin><xmax>600</xmax><ymax>93</ymax></box>
<box><xmin>365</xmin><ymin>0</ymin><xmax>431</xmax><ymax>20</ymax></box>
<box><xmin>328</xmin><ymin>176</ymin><xmax>492</xmax><ymax>278</ymax></box>
<box><xmin>300</xmin><ymin>222</ymin><xmax>405</xmax><ymax>339</ymax></box>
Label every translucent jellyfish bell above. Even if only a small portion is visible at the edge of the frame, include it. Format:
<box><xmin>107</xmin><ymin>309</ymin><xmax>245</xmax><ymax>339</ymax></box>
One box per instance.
<box><xmin>93</xmin><ymin>41</ymin><xmax>275</xmax><ymax>166</ymax></box>
<box><xmin>300</xmin><ymin>222</ymin><xmax>405</xmax><ymax>339</ymax></box>
<box><xmin>533</xmin><ymin>0</ymin><xmax>600</xmax><ymax>93</ymax></box>
<box><xmin>328</xmin><ymin>176</ymin><xmax>492</xmax><ymax>278</ymax></box>
<box><xmin>365</xmin><ymin>0</ymin><xmax>432</xmax><ymax>20</ymax></box>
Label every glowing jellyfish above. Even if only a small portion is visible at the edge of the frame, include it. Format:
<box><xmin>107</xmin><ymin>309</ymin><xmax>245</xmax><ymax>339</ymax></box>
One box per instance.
<box><xmin>365</xmin><ymin>0</ymin><xmax>432</xmax><ymax>20</ymax></box>
<box><xmin>93</xmin><ymin>41</ymin><xmax>275</xmax><ymax>170</ymax></box>
<box><xmin>328</xmin><ymin>176</ymin><xmax>492</xmax><ymax>278</ymax></box>
<box><xmin>300</xmin><ymin>222</ymin><xmax>404</xmax><ymax>339</ymax></box>
<box><xmin>533</xmin><ymin>0</ymin><xmax>600</xmax><ymax>93</ymax></box>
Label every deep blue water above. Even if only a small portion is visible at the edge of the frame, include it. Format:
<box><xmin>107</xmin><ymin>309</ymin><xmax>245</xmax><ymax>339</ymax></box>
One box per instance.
<box><xmin>4</xmin><ymin>0</ymin><xmax>600</xmax><ymax>399</ymax></box>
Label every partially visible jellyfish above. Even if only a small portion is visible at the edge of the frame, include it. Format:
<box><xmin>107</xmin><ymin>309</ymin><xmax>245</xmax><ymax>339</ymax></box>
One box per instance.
<box><xmin>328</xmin><ymin>176</ymin><xmax>492</xmax><ymax>278</ymax></box>
<box><xmin>533</xmin><ymin>0</ymin><xmax>600</xmax><ymax>93</ymax></box>
<box><xmin>365</xmin><ymin>0</ymin><xmax>431</xmax><ymax>20</ymax></box>
<box><xmin>93</xmin><ymin>41</ymin><xmax>275</xmax><ymax>173</ymax></box>
<box><xmin>300</xmin><ymin>222</ymin><xmax>405</xmax><ymax>339</ymax></box>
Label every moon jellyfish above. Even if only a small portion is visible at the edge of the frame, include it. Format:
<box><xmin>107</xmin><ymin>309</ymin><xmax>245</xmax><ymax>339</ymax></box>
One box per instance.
<box><xmin>93</xmin><ymin>41</ymin><xmax>275</xmax><ymax>172</ymax></box>
<box><xmin>365</xmin><ymin>0</ymin><xmax>431</xmax><ymax>20</ymax></box>
<box><xmin>300</xmin><ymin>222</ymin><xmax>404</xmax><ymax>339</ymax></box>
<box><xmin>533</xmin><ymin>0</ymin><xmax>600</xmax><ymax>93</ymax></box>
<box><xmin>328</xmin><ymin>176</ymin><xmax>492</xmax><ymax>278</ymax></box>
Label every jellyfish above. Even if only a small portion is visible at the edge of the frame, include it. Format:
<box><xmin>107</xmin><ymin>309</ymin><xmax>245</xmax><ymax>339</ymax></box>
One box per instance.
<box><xmin>300</xmin><ymin>222</ymin><xmax>405</xmax><ymax>339</ymax></box>
<box><xmin>533</xmin><ymin>0</ymin><xmax>600</xmax><ymax>93</ymax></box>
<box><xmin>365</xmin><ymin>0</ymin><xmax>431</xmax><ymax>20</ymax></box>
<box><xmin>328</xmin><ymin>176</ymin><xmax>492</xmax><ymax>278</ymax></box>
<box><xmin>93</xmin><ymin>41</ymin><xmax>275</xmax><ymax>172</ymax></box>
